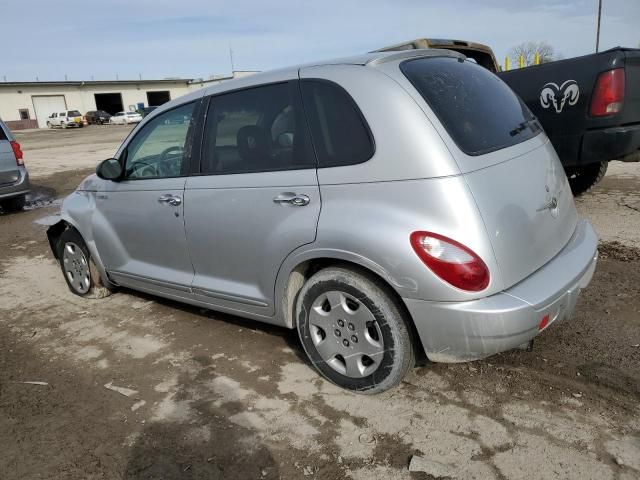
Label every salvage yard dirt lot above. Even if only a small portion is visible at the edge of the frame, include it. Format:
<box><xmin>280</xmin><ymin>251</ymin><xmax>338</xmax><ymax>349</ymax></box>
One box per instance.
<box><xmin>1</xmin><ymin>126</ymin><xmax>639</xmax><ymax>479</ymax></box>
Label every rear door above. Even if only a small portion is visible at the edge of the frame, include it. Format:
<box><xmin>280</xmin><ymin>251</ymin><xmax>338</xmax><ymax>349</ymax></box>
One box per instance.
<box><xmin>183</xmin><ymin>80</ymin><xmax>320</xmax><ymax>316</ymax></box>
<box><xmin>0</xmin><ymin>122</ymin><xmax>19</xmax><ymax>186</ymax></box>
<box><xmin>399</xmin><ymin>56</ymin><xmax>578</xmax><ymax>289</ymax></box>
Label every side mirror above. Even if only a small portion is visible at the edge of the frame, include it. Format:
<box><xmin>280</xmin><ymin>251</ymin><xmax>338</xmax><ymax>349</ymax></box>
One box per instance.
<box><xmin>96</xmin><ymin>158</ymin><xmax>123</xmax><ymax>180</ymax></box>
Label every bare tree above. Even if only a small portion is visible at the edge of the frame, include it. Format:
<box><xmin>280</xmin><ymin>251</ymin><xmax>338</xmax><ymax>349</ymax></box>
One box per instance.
<box><xmin>509</xmin><ymin>41</ymin><xmax>556</xmax><ymax>66</ymax></box>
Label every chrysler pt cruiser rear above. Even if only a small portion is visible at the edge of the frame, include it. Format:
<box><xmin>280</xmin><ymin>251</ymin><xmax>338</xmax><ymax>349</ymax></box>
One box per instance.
<box><xmin>49</xmin><ymin>50</ymin><xmax>598</xmax><ymax>393</ymax></box>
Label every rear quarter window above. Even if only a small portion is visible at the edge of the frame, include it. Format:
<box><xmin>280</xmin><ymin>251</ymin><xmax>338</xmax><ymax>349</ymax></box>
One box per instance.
<box><xmin>300</xmin><ymin>80</ymin><xmax>374</xmax><ymax>167</ymax></box>
<box><xmin>401</xmin><ymin>57</ymin><xmax>541</xmax><ymax>156</ymax></box>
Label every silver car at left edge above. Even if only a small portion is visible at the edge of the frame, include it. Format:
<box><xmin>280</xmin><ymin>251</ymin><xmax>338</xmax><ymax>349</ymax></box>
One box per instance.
<box><xmin>47</xmin><ymin>49</ymin><xmax>598</xmax><ymax>393</ymax></box>
<box><xmin>0</xmin><ymin>117</ymin><xmax>30</xmax><ymax>211</ymax></box>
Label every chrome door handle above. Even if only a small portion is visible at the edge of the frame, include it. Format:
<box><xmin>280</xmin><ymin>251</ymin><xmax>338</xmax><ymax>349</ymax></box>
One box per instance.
<box><xmin>158</xmin><ymin>194</ymin><xmax>182</xmax><ymax>206</ymax></box>
<box><xmin>273</xmin><ymin>193</ymin><xmax>310</xmax><ymax>206</ymax></box>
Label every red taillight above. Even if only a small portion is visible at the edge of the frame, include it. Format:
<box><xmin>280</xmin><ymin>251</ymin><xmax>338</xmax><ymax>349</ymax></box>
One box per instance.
<box><xmin>10</xmin><ymin>141</ymin><xmax>24</xmax><ymax>166</ymax></box>
<box><xmin>590</xmin><ymin>68</ymin><xmax>625</xmax><ymax>116</ymax></box>
<box><xmin>410</xmin><ymin>231</ymin><xmax>490</xmax><ymax>292</ymax></box>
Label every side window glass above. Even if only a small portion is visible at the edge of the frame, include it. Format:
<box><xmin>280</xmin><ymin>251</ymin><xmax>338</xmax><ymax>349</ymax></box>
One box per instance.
<box><xmin>201</xmin><ymin>82</ymin><xmax>315</xmax><ymax>175</ymax></box>
<box><xmin>300</xmin><ymin>80</ymin><xmax>374</xmax><ymax>168</ymax></box>
<box><xmin>124</xmin><ymin>102</ymin><xmax>195</xmax><ymax>180</ymax></box>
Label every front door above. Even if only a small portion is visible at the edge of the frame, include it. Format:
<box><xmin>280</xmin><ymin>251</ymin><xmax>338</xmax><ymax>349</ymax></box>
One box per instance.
<box><xmin>184</xmin><ymin>80</ymin><xmax>320</xmax><ymax>315</ymax></box>
<box><xmin>93</xmin><ymin>101</ymin><xmax>198</xmax><ymax>293</ymax></box>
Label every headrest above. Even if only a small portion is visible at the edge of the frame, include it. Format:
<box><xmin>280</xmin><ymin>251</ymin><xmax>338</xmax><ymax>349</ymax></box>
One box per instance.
<box><xmin>237</xmin><ymin>125</ymin><xmax>269</xmax><ymax>163</ymax></box>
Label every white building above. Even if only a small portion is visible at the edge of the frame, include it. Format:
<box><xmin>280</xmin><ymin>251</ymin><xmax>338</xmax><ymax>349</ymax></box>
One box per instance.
<box><xmin>0</xmin><ymin>71</ymin><xmax>258</xmax><ymax>130</ymax></box>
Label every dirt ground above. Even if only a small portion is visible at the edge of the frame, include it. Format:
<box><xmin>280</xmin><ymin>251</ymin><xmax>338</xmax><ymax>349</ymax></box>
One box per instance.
<box><xmin>1</xmin><ymin>127</ymin><xmax>639</xmax><ymax>480</ymax></box>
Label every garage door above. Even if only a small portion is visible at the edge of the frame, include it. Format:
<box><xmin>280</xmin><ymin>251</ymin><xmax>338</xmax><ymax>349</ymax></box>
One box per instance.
<box><xmin>32</xmin><ymin>95</ymin><xmax>66</xmax><ymax>128</ymax></box>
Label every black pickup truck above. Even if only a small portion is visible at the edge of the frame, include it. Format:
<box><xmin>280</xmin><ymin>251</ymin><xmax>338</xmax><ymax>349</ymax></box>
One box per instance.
<box><xmin>376</xmin><ymin>39</ymin><xmax>640</xmax><ymax>195</ymax></box>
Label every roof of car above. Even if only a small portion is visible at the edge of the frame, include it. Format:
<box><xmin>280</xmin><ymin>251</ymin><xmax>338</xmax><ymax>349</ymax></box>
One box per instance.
<box><xmin>252</xmin><ymin>48</ymin><xmax>464</xmax><ymax>77</ymax></box>
<box><xmin>140</xmin><ymin>48</ymin><xmax>465</xmax><ymax>124</ymax></box>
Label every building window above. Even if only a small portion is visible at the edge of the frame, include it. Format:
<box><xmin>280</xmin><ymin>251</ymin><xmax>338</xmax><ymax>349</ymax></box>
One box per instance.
<box><xmin>19</xmin><ymin>109</ymin><xmax>30</xmax><ymax>120</ymax></box>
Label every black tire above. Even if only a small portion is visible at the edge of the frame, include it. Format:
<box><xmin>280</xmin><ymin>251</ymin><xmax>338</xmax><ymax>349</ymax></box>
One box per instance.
<box><xmin>0</xmin><ymin>194</ymin><xmax>26</xmax><ymax>212</ymax></box>
<box><xmin>296</xmin><ymin>266</ymin><xmax>415</xmax><ymax>394</ymax></box>
<box><xmin>566</xmin><ymin>161</ymin><xmax>608</xmax><ymax>196</ymax></box>
<box><xmin>56</xmin><ymin>228</ymin><xmax>113</xmax><ymax>299</ymax></box>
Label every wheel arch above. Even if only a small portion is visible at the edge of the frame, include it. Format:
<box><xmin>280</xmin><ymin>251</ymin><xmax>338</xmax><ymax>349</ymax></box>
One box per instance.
<box><xmin>276</xmin><ymin>252</ymin><xmax>427</xmax><ymax>364</ymax></box>
<box><xmin>46</xmin><ymin>218</ymin><xmax>113</xmax><ymax>288</ymax></box>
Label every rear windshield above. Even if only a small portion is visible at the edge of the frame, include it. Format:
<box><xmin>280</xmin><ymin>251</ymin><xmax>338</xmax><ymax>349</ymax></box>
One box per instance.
<box><xmin>401</xmin><ymin>57</ymin><xmax>541</xmax><ymax>156</ymax></box>
<box><xmin>68</xmin><ymin>110</ymin><xmax>81</xmax><ymax>117</ymax></box>
<box><xmin>0</xmin><ymin>123</ymin><xmax>7</xmax><ymax>141</ymax></box>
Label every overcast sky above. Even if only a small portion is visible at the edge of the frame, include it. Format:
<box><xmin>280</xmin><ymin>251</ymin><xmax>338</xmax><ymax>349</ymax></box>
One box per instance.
<box><xmin>3</xmin><ymin>0</ymin><xmax>639</xmax><ymax>81</ymax></box>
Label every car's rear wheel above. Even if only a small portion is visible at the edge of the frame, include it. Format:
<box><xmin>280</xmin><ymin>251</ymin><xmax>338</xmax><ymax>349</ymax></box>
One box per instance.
<box><xmin>0</xmin><ymin>194</ymin><xmax>26</xmax><ymax>212</ymax></box>
<box><xmin>566</xmin><ymin>161</ymin><xmax>608</xmax><ymax>196</ymax></box>
<box><xmin>46</xmin><ymin>122</ymin><xmax>51</xmax><ymax>128</ymax></box>
<box><xmin>296</xmin><ymin>266</ymin><xmax>415</xmax><ymax>394</ymax></box>
<box><xmin>61</xmin><ymin>122</ymin><xmax>67</xmax><ymax>129</ymax></box>
<box><xmin>57</xmin><ymin>228</ymin><xmax>113</xmax><ymax>299</ymax></box>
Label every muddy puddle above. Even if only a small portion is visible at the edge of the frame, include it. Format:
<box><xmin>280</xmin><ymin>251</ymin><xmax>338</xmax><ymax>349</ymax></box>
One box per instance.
<box><xmin>0</xmin><ymin>184</ymin><xmax>59</xmax><ymax>215</ymax></box>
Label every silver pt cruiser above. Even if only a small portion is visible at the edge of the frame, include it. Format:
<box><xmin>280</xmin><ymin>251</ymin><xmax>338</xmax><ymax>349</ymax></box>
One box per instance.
<box><xmin>48</xmin><ymin>50</ymin><xmax>598</xmax><ymax>393</ymax></box>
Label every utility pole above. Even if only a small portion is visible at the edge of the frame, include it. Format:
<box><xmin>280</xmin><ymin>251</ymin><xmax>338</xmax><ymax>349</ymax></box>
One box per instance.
<box><xmin>595</xmin><ymin>0</ymin><xmax>603</xmax><ymax>52</ymax></box>
<box><xmin>229</xmin><ymin>46</ymin><xmax>235</xmax><ymax>74</ymax></box>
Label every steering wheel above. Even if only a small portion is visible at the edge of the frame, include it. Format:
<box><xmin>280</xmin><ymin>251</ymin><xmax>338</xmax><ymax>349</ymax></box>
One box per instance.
<box><xmin>159</xmin><ymin>145</ymin><xmax>184</xmax><ymax>163</ymax></box>
<box><xmin>157</xmin><ymin>146</ymin><xmax>184</xmax><ymax>176</ymax></box>
<box><xmin>129</xmin><ymin>161</ymin><xmax>157</xmax><ymax>178</ymax></box>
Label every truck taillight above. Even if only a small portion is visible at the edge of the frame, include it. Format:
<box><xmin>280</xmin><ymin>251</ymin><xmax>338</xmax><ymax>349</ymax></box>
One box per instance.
<box><xmin>410</xmin><ymin>231</ymin><xmax>490</xmax><ymax>292</ymax></box>
<box><xmin>590</xmin><ymin>68</ymin><xmax>625</xmax><ymax>116</ymax></box>
<box><xmin>10</xmin><ymin>141</ymin><xmax>24</xmax><ymax>166</ymax></box>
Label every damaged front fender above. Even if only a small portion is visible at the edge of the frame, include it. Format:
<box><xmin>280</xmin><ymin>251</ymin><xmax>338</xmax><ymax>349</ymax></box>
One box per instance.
<box><xmin>46</xmin><ymin>220</ymin><xmax>68</xmax><ymax>259</ymax></box>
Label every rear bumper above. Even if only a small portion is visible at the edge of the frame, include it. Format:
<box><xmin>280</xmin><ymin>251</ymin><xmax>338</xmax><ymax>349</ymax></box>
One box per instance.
<box><xmin>405</xmin><ymin>219</ymin><xmax>598</xmax><ymax>362</ymax></box>
<box><xmin>0</xmin><ymin>167</ymin><xmax>30</xmax><ymax>200</ymax></box>
<box><xmin>581</xmin><ymin>123</ymin><xmax>640</xmax><ymax>164</ymax></box>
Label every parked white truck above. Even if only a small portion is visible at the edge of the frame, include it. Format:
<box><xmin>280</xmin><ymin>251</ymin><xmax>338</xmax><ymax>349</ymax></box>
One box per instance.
<box><xmin>46</xmin><ymin>110</ymin><xmax>84</xmax><ymax>129</ymax></box>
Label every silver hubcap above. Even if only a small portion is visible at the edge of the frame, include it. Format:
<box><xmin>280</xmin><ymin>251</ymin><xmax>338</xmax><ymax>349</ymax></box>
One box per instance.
<box><xmin>309</xmin><ymin>291</ymin><xmax>385</xmax><ymax>378</ymax></box>
<box><xmin>62</xmin><ymin>242</ymin><xmax>90</xmax><ymax>294</ymax></box>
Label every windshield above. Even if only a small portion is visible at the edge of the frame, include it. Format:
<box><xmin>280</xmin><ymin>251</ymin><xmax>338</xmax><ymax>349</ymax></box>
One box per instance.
<box><xmin>401</xmin><ymin>57</ymin><xmax>541</xmax><ymax>156</ymax></box>
<box><xmin>68</xmin><ymin>110</ymin><xmax>81</xmax><ymax>117</ymax></box>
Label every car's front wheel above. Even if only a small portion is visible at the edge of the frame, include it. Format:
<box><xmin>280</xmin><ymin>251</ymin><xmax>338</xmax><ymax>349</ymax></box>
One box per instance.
<box><xmin>296</xmin><ymin>266</ymin><xmax>415</xmax><ymax>394</ymax></box>
<box><xmin>57</xmin><ymin>228</ymin><xmax>113</xmax><ymax>299</ymax></box>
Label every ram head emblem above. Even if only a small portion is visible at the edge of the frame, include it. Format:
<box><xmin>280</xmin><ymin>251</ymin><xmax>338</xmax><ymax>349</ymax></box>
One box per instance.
<box><xmin>540</xmin><ymin>80</ymin><xmax>580</xmax><ymax>113</ymax></box>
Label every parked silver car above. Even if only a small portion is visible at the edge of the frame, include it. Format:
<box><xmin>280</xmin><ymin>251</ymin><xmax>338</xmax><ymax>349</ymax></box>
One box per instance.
<box><xmin>48</xmin><ymin>50</ymin><xmax>598</xmax><ymax>393</ymax></box>
<box><xmin>0</xmin><ymin>118</ymin><xmax>30</xmax><ymax>211</ymax></box>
